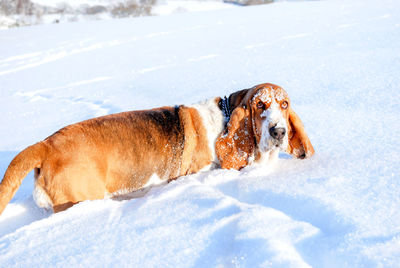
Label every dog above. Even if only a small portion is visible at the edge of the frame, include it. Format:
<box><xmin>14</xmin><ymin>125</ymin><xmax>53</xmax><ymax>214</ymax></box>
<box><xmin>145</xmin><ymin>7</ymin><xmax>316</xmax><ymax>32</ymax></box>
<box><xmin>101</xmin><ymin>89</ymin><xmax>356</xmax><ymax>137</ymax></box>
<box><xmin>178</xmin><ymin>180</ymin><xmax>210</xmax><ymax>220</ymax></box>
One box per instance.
<box><xmin>0</xmin><ymin>83</ymin><xmax>314</xmax><ymax>215</ymax></box>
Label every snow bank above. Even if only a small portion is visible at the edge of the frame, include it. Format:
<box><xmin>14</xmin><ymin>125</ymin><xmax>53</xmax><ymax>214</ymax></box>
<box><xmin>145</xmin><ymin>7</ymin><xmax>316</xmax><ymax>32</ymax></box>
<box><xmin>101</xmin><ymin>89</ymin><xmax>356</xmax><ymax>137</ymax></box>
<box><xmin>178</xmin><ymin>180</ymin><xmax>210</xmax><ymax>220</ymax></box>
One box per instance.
<box><xmin>0</xmin><ymin>0</ymin><xmax>399</xmax><ymax>266</ymax></box>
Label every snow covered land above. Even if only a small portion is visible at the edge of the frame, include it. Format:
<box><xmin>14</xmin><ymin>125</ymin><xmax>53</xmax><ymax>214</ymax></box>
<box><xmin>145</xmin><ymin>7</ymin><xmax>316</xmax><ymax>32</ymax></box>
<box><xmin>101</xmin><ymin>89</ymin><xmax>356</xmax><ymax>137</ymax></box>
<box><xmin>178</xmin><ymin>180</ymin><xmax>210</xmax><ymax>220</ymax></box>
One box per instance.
<box><xmin>0</xmin><ymin>0</ymin><xmax>399</xmax><ymax>266</ymax></box>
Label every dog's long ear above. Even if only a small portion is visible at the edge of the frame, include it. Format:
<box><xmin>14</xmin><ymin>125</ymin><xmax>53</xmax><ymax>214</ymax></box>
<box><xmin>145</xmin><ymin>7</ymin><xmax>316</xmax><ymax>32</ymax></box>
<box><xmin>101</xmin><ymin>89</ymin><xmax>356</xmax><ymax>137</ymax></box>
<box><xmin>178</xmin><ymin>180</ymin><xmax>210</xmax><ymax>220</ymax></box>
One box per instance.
<box><xmin>228</xmin><ymin>89</ymin><xmax>249</xmax><ymax>109</ymax></box>
<box><xmin>286</xmin><ymin>107</ymin><xmax>315</xmax><ymax>159</ymax></box>
<box><xmin>215</xmin><ymin>107</ymin><xmax>255</xmax><ymax>170</ymax></box>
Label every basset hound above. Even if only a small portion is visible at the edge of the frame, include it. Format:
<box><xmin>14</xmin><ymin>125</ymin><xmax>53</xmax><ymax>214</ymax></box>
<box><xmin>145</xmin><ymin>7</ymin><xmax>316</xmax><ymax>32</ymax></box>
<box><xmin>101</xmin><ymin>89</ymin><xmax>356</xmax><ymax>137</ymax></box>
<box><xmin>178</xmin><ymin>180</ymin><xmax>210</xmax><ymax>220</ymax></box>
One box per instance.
<box><xmin>0</xmin><ymin>83</ymin><xmax>314</xmax><ymax>214</ymax></box>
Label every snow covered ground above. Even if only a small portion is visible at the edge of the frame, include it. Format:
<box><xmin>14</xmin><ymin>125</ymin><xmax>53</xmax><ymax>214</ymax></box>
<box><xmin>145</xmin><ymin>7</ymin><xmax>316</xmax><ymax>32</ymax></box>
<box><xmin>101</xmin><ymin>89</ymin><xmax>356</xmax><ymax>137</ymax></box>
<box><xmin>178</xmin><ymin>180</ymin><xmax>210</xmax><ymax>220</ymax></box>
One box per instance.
<box><xmin>0</xmin><ymin>0</ymin><xmax>400</xmax><ymax>266</ymax></box>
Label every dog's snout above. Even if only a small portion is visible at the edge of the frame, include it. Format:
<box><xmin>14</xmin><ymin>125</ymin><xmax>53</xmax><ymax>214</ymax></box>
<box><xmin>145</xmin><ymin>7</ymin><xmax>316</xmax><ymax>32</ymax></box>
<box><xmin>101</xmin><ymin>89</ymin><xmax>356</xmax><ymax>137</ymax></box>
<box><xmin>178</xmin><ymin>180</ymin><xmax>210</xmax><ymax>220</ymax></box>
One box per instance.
<box><xmin>269</xmin><ymin>126</ymin><xmax>286</xmax><ymax>140</ymax></box>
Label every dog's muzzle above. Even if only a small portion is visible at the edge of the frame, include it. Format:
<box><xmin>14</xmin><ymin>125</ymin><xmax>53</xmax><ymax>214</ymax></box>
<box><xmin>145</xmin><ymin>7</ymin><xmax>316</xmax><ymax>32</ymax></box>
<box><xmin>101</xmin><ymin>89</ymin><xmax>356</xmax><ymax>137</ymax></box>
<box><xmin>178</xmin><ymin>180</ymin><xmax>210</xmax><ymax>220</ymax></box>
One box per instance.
<box><xmin>265</xmin><ymin>125</ymin><xmax>287</xmax><ymax>150</ymax></box>
<box><xmin>269</xmin><ymin>126</ymin><xmax>286</xmax><ymax>141</ymax></box>
<box><xmin>259</xmin><ymin>119</ymin><xmax>288</xmax><ymax>152</ymax></box>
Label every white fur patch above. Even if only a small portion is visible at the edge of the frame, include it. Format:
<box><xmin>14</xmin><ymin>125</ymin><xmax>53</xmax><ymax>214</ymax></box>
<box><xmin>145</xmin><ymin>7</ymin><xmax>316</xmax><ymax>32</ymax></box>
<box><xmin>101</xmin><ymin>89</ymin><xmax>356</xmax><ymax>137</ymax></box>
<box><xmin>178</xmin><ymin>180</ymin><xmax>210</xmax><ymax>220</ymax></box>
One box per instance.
<box><xmin>143</xmin><ymin>173</ymin><xmax>165</xmax><ymax>188</ymax></box>
<box><xmin>259</xmin><ymin>98</ymin><xmax>288</xmax><ymax>153</ymax></box>
<box><xmin>255</xmin><ymin>148</ymin><xmax>280</xmax><ymax>166</ymax></box>
<box><xmin>105</xmin><ymin>187</ymin><xmax>136</xmax><ymax>198</ymax></box>
<box><xmin>33</xmin><ymin>182</ymin><xmax>53</xmax><ymax>210</ymax></box>
<box><xmin>105</xmin><ymin>173</ymin><xmax>166</xmax><ymax>199</ymax></box>
<box><xmin>190</xmin><ymin>98</ymin><xmax>225</xmax><ymax>163</ymax></box>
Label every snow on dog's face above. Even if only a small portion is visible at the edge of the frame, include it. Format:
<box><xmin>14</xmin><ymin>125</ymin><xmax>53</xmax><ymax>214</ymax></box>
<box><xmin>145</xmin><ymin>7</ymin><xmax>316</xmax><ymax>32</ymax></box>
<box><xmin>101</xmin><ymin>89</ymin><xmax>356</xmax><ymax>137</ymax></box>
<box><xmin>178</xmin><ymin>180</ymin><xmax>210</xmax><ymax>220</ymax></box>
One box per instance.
<box><xmin>250</xmin><ymin>85</ymin><xmax>290</xmax><ymax>153</ymax></box>
<box><xmin>215</xmin><ymin>83</ymin><xmax>314</xmax><ymax>170</ymax></box>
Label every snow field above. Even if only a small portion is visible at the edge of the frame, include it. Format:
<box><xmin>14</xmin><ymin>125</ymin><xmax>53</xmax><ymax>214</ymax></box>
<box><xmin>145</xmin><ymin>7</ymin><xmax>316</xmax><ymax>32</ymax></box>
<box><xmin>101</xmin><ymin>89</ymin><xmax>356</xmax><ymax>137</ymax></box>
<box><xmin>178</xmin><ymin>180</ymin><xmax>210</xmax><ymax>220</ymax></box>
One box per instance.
<box><xmin>0</xmin><ymin>0</ymin><xmax>400</xmax><ymax>266</ymax></box>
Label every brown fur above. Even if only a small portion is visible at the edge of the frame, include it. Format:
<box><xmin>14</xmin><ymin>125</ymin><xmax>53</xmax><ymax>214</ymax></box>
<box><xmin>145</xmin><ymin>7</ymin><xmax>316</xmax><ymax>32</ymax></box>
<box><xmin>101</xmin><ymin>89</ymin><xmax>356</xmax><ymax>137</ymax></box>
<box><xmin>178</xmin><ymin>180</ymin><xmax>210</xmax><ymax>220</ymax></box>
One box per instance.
<box><xmin>0</xmin><ymin>106</ymin><xmax>212</xmax><ymax>214</ymax></box>
<box><xmin>179</xmin><ymin>107</ymin><xmax>212</xmax><ymax>176</ymax></box>
<box><xmin>215</xmin><ymin>107</ymin><xmax>255</xmax><ymax>170</ymax></box>
<box><xmin>0</xmin><ymin>83</ymin><xmax>314</xmax><ymax>215</ymax></box>
<box><xmin>287</xmin><ymin>107</ymin><xmax>315</xmax><ymax>158</ymax></box>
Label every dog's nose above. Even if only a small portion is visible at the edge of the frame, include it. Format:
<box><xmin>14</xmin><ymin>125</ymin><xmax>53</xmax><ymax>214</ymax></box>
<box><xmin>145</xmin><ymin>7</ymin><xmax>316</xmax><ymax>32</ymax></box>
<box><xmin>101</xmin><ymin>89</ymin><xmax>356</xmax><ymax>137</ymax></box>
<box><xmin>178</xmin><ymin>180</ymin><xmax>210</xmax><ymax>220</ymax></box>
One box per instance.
<box><xmin>269</xmin><ymin>126</ymin><xmax>286</xmax><ymax>140</ymax></box>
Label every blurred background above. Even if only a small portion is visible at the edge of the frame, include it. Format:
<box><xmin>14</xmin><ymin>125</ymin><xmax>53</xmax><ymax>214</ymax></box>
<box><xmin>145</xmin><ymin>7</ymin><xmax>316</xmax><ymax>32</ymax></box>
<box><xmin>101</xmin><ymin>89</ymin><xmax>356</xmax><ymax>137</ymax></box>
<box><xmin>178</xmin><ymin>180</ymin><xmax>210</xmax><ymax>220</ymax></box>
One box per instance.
<box><xmin>0</xmin><ymin>0</ymin><xmax>310</xmax><ymax>28</ymax></box>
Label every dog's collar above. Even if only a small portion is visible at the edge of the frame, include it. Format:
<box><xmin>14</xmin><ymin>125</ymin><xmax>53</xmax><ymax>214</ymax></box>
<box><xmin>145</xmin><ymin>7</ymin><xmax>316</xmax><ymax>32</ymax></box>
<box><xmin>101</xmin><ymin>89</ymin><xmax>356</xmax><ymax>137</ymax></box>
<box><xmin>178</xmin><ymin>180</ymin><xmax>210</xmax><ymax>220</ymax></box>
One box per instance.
<box><xmin>219</xmin><ymin>96</ymin><xmax>231</xmax><ymax>124</ymax></box>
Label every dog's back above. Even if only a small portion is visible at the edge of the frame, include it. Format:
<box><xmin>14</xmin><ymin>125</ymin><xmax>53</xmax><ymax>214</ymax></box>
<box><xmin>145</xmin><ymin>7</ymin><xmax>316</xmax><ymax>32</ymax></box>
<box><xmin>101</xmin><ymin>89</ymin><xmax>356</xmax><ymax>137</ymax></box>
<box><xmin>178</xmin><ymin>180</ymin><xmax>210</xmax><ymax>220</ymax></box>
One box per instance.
<box><xmin>0</xmin><ymin>106</ymin><xmax>212</xmax><ymax>213</ymax></box>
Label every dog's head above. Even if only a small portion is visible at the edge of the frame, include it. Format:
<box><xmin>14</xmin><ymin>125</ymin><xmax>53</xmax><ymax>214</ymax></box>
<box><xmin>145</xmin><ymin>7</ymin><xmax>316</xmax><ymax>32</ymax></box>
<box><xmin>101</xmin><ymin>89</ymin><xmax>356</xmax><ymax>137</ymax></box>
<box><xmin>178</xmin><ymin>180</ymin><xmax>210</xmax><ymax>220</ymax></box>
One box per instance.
<box><xmin>216</xmin><ymin>83</ymin><xmax>314</xmax><ymax>170</ymax></box>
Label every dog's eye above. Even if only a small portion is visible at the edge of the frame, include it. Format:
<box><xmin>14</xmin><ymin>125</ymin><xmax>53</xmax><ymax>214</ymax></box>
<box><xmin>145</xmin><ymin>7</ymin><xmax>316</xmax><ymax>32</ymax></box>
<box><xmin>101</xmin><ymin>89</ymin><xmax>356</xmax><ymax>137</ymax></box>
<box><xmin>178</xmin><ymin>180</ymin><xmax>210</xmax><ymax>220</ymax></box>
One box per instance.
<box><xmin>281</xmin><ymin>101</ymin><xmax>288</xmax><ymax>109</ymax></box>
<box><xmin>257</xmin><ymin>101</ymin><xmax>265</xmax><ymax>110</ymax></box>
